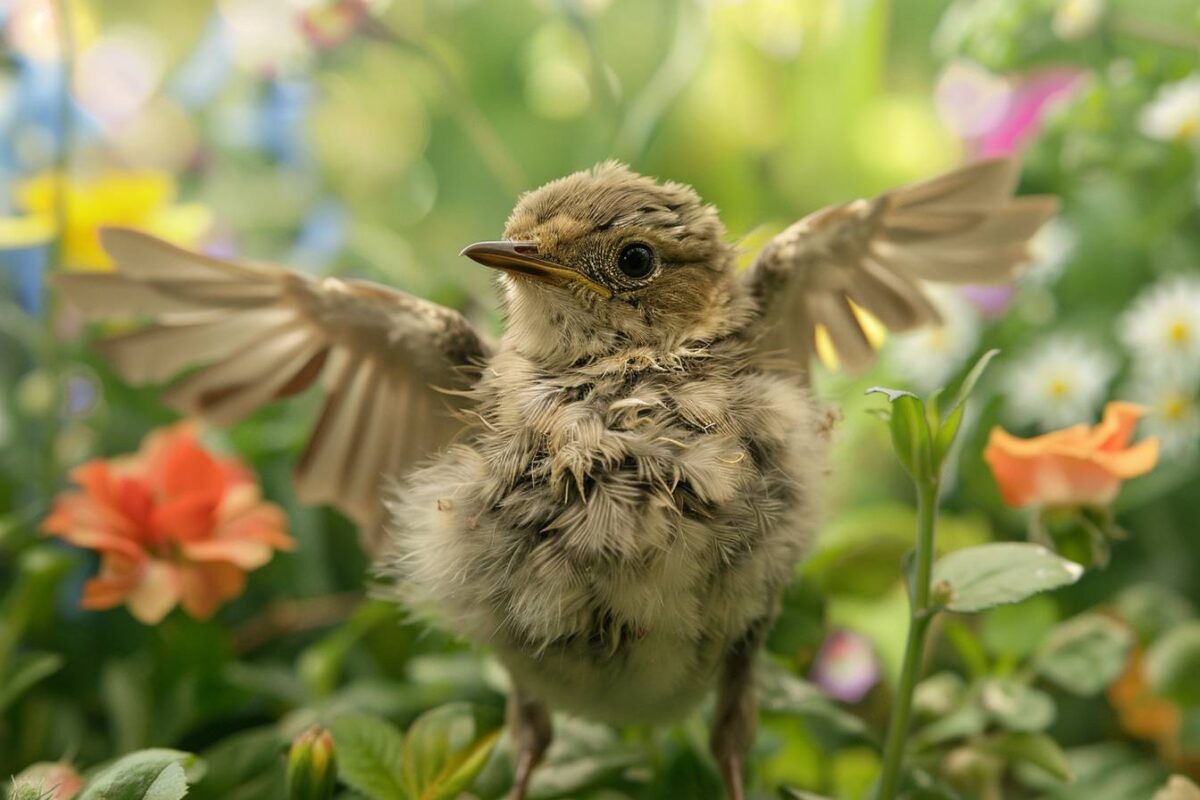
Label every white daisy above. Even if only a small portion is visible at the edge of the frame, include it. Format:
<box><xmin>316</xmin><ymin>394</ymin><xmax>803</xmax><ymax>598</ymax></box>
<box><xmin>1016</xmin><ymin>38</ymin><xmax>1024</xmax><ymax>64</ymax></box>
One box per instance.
<box><xmin>1005</xmin><ymin>336</ymin><xmax>1116</xmax><ymax>430</ymax></box>
<box><xmin>1119</xmin><ymin>274</ymin><xmax>1200</xmax><ymax>383</ymax></box>
<box><xmin>1124</xmin><ymin>373</ymin><xmax>1200</xmax><ymax>461</ymax></box>
<box><xmin>888</xmin><ymin>287</ymin><xmax>982</xmax><ymax>393</ymax></box>
<box><xmin>1052</xmin><ymin>0</ymin><xmax>1106</xmax><ymax>41</ymax></box>
<box><xmin>1020</xmin><ymin>218</ymin><xmax>1077</xmax><ymax>286</ymax></box>
<box><xmin>1138</xmin><ymin>74</ymin><xmax>1200</xmax><ymax>144</ymax></box>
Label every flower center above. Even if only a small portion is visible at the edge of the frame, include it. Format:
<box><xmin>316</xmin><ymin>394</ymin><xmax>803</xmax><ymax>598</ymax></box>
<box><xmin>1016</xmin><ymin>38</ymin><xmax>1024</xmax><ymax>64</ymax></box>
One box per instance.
<box><xmin>1168</xmin><ymin>319</ymin><xmax>1191</xmax><ymax>346</ymax></box>
<box><xmin>1179</xmin><ymin>115</ymin><xmax>1199</xmax><ymax>141</ymax></box>
<box><xmin>1163</xmin><ymin>391</ymin><xmax>1192</xmax><ymax>422</ymax></box>
<box><xmin>1048</xmin><ymin>378</ymin><xmax>1072</xmax><ymax>398</ymax></box>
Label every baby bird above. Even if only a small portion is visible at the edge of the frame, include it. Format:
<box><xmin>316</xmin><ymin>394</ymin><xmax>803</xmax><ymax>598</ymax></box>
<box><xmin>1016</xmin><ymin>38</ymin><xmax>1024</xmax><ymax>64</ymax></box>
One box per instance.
<box><xmin>57</xmin><ymin>158</ymin><xmax>1055</xmax><ymax>799</ymax></box>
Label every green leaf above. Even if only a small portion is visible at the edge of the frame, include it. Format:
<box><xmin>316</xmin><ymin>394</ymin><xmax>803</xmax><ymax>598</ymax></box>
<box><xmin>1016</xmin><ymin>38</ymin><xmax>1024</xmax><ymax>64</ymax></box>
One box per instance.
<box><xmin>932</xmin><ymin>543</ymin><xmax>1084</xmax><ymax>613</ymax></box>
<box><xmin>933</xmin><ymin>404</ymin><xmax>964</xmax><ymax>470</ymax></box>
<box><xmin>1145</xmin><ymin>622</ymin><xmax>1200</xmax><ymax>706</ymax></box>
<box><xmin>330</xmin><ymin>713</ymin><xmax>407</xmax><ymax>800</ymax></box>
<box><xmin>189</xmin><ymin>727</ymin><xmax>286</xmax><ymax>800</ymax></box>
<box><xmin>400</xmin><ymin>703</ymin><xmax>502</xmax><ymax>800</ymax></box>
<box><xmin>757</xmin><ymin>661</ymin><xmax>873</xmax><ymax>745</ymax></box>
<box><xmin>981</xmin><ymin>596</ymin><xmax>1060</xmax><ymax>660</ymax></box>
<box><xmin>0</xmin><ymin>652</ymin><xmax>63</xmax><ymax>713</ymax></box>
<box><xmin>947</xmin><ymin>349</ymin><xmax>1000</xmax><ymax>416</ymax></box>
<box><xmin>1034</xmin><ymin>613</ymin><xmax>1133</xmax><ymax>696</ymax></box>
<box><xmin>866</xmin><ymin>387</ymin><xmax>933</xmax><ymax>480</ymax></box>
<box><xmin>979</xmin><ymin>732</ymin><xmax>1072</xmax><ymax>782</ymax></box>
<box><xmin>77</xmin><ymin>750</ymin><xmax>199</xmax><ymax>800</ymax></box>
<box><xmin>980</xmin><ymin>679</ymin><xmax>1056</xmax><ymax>733</ymax></box>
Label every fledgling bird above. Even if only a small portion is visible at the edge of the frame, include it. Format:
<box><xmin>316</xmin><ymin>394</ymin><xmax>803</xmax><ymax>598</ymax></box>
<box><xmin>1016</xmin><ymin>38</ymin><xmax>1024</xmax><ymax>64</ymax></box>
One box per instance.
<box><xmin>56</xmin><ymin>157</ymin><xmax>1055</xmax><ymax>800</ymax></box>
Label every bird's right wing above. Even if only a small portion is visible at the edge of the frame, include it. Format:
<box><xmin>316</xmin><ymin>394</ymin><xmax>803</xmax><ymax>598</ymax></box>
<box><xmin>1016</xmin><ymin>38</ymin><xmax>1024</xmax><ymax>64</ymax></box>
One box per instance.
<box><xmin>55</xmin><ymin>228</ymin><xmax>491</xmax><ymax>545</ymax></box>
<box><xmin>742</xmin><ymin>157</ymin><xmax>1058</xmax><ymax>373</ymax></box>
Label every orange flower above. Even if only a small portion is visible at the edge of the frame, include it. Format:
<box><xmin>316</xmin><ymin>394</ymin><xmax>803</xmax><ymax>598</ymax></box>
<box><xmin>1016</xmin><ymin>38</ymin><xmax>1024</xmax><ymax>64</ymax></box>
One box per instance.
<box><xmin>983</xmin><ymin>401</ymin><xmax>1159</xmax><ymax>508</ymax></box>
<box><xmin>43</xmin><ymin>424</ymin><xmax>293</xmax><ymax>624</ymax></box>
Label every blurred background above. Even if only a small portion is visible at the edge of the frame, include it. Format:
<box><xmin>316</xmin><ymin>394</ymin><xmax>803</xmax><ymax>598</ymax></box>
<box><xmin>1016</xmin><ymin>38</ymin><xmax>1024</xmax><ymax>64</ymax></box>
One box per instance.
<box><xmin>0</xmin><ymin>1</ymin><xmax>1198</xmax><ymax>798</ymax></box>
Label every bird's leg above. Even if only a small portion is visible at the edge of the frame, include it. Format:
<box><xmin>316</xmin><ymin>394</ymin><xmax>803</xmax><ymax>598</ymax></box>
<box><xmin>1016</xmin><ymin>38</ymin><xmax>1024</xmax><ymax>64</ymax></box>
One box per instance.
<box><xmin>710</xmin><ymin>628</ymin><xmax>764</xmax><ymax>800</ymax></box>
<box><xmin>507</xmin><ymin>685</ymin><xmax>552</xmax><ymax>800</ymax></box>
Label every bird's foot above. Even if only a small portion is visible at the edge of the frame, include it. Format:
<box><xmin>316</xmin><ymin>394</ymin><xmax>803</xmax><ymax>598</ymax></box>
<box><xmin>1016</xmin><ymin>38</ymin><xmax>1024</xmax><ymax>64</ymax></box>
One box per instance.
<box><xmin>718</xmin><ymin>753</ymin><xmax>746</xmax><ymax>800</ymax></box>
<box><xmin>508</xmin><ymin>750</ymin><xmax>537</xmax><ymax>800</ymax></box>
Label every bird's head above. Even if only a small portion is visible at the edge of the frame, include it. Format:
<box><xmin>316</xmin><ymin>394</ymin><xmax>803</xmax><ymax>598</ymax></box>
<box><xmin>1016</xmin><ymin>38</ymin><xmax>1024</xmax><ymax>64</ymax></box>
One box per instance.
<box><xmin>462</xmin><ymin>162</ymin><xmax>744</xmax><ymax>364</ymax></box>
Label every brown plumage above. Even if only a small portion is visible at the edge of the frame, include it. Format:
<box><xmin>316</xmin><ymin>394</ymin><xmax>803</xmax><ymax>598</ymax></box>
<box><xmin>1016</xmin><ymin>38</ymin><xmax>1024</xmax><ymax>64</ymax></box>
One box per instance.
<box><xmin>56</xmin><ymin>157</ymin><xmax>1057</xmax><ymax>800</ymax></box>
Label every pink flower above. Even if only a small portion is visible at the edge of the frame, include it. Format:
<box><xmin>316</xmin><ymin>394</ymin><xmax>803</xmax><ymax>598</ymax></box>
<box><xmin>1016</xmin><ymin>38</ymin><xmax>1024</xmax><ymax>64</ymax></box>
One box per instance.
<box><xmin>43</xmin><ymin>423</ymin><xmax>294</xmax><ymax>623</ymax></box>
<box><xmin>810</xmin><ymin>630</ymin><xmax>880</xmax><ymax>704</ymax></box>
<box><xmin>977</xmin><ymin>68</ymin><xmax>1084</xmax><ymax>157</ymax></box>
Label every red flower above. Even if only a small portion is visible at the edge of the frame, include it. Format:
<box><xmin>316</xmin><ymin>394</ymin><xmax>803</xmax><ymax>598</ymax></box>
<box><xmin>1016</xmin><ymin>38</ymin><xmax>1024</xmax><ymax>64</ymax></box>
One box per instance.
<box><xmin>43</xmin><ymin>423</ymin><xmax>293</xmax><ymax>624</ymax></box>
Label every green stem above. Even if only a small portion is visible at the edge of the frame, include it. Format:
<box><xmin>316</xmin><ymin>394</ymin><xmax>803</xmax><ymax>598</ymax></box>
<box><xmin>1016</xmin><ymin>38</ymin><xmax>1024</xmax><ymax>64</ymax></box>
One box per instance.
<box><xmin>876</xmin><ymin>478</ymin><xmax>940</xmax><ymax>800</ymax></box>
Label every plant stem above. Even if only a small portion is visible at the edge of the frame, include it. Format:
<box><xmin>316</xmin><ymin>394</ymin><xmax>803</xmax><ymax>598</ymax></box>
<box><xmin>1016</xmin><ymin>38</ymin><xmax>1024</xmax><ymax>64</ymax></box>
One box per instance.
<box><xmin>876</xmin><ymin>478</ymin><xmax>940</xmax><ymax>799</ymax></box>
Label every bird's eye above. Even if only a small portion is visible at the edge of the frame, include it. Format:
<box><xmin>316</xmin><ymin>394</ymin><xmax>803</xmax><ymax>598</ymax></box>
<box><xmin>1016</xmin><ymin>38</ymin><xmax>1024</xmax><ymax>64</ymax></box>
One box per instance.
<box><xmin>617</xmin><ymin>243</ymin><xmax>656</xmax><ymax>280</ymax></box>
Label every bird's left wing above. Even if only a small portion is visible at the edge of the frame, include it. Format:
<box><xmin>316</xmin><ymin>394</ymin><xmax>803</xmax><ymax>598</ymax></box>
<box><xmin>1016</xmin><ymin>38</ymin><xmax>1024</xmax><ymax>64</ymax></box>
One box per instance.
<box><xmin>55</xmin><ymin>228</ymin><xmax>491</xmax><ymax>546</ymax></box>
<box><xmin>742</xmin><ymin>157</ymin><xmax>1058</xmax><ymax>373</ymax></box>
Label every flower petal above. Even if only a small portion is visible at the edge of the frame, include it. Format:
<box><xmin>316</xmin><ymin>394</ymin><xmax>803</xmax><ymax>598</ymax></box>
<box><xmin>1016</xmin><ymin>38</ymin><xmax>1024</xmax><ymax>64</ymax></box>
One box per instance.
<box><xmin>177</xmin><ymin>561</ymin><xmax>246</xmax><ymax>619</ymax></box>
<box><xmin>124</xmin><ymin>560</ymin><xmax>182</xmax><ymax>624</ymax></box>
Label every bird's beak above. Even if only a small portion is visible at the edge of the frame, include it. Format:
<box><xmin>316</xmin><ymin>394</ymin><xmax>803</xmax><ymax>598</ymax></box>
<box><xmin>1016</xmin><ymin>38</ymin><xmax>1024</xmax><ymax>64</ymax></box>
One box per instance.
<box><xmin>459</xmin><ymin>241</ymin><xmax>612</xmax><ymax>298</ymax></box>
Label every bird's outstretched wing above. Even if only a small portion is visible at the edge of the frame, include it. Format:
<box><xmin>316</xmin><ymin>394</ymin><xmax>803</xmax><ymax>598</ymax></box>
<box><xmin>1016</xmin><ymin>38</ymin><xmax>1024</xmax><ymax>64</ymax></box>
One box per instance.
<box><xmin>742</xmin><ymin>157</ymin><xmax>1057</xmax><ymax>373</ymax></box>
<box><xmin>55</xmin><ymin>228</ymin><xmax>491</xmax><ymax>544</ymax></box>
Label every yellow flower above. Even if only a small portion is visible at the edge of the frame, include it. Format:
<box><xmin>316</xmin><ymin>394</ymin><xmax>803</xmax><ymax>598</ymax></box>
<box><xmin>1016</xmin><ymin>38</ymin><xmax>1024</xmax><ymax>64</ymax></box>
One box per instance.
<box><xmin>15</xmin><ymin>171</ymin><xmax>212</xmax><ymax>270</ymax></box>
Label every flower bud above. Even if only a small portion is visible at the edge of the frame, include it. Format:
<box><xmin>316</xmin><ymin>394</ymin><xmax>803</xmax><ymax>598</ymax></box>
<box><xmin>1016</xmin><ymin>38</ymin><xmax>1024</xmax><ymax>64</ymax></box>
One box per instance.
<box><xmin>287</xmin><ymin>726</ymin><xmax>338</xmax><ymax>800</ymax></box>
<box><xmin>11</xmin><ymin>761</ymin><xmax>84</xmax><ymax>800</ymax></box>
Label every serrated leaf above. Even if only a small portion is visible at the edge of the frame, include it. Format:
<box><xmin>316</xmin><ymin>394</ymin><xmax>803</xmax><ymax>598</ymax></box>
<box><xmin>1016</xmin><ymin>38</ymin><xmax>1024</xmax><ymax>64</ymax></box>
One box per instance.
<box><xmin>400</xmin><ymin>703</ymin><xmax>501</xmax><ymax>800</ymax></box>
<box><xmin>1145</xmin><ymin>622</ymin><xmax>1200</xmax><ymax>706</ymax></box>
<box><xmin>979</xmin><ymin>732</ymin><xmax>1073</xmax><ymax>782</ymax></box>
<box><xmin>932</xmin><ymin>543</ymin><xmax>1083</xmax><ymax>613</ymax></box>
<box><xmin>1034</xmin><ymin>613</ymin><xmax>1133</xmax><ymax>696</ymax></box>
<box><xmin>331</xmin><ymin>713</ymin><xmax>406</xmax><ymax>800</ymax></box>
<box><xmin>0</xmin><ymin>652</ymin><xmax>63</xmax><ymax>713</ymax></box>
<box><xmin>77</xmin><ymin>749</ymin><xmax>198</xmax><ymax>800</ymax></box>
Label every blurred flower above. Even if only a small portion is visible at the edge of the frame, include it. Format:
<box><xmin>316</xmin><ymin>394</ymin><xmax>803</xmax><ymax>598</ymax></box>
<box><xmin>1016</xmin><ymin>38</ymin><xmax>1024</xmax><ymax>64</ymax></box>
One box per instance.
<box><xmin>219</xmin><ymin>0</ymin><xmax>312</xmax><ymax>75</ymax></box>
<box><xmin>809</xmin><ymin>629</ymin><xmax>879</xmax><ymax>704</ymax></box>
<box><xmin>976</xmin><ymin>68</ymin><xmax>1083</xmax><ymax>157</ymax></box>
<box><xmin>74</xmin><ymin>28</ymin><xmax>166</xmax><ymax>127</ymax></box>
<box><xmin>888</xmin><ymin>286</ymin><xmax>981</xmax><ymax>392</ymax></box>
<box><xmin>0</xmin><ymin>214</ymin><xmax>54</xmax><ymax>314</ymax></box>
<box><xmin>1005</xmin><ymin>336</ymin><xmax>1116</xmax><ymax>430</ymax></box>
<box><xmin>288</xmin><ymin>726</ymin><xmax>338</xmax><ymax>800</ymax></box>
<box><xmin>1109</xmin><ymin>647</ymin><xmax>1181</xmax><ymax>757</ymax></box>
<box><xmin>1052</xmin><ymin>0</ymin><xmax>1106</xmax><ymax>41</ymax></box>
<box><xmin>15</xmin><ymin>171</ymin><xmax>212</xmax><ymax>270</ymax></box>
<box><xmin>1123</xmin><ymin>373</ymin><xmax>1200</xmax><ymax>462</ymax></box>
<box><xmin>300</xmin><ymin>0</ymin><xmax>369</xmax><ymax>49</ymax></box>
<box><xmin>42</xmin><ymin>423</ymin><xmax>294</xmax><ymax>624</ymax></box>
<box><xmin>1119</xmin><ymin>274</ymin><xmax>1200</xmax><ymax>383</ymax></box>
<box><xmin>10</xmin><ymin>761</ymin><xmax>82</xmax><ymax>800</ymax></box>
<box><xmin>935</xmin><ymin>59</ymin><xmax>1012</xmax><ymax>140</ymax></box>
<box><xmin>984</xmin><ymin>401</ymin><xmax>1159</xmax><ymax>508</ymax></box>
<box><xmin>1138</xmin><ymin>75</ymin><xmax>1200</xmax><ymax>144</ymax></box>
<box><xmin>1020</xmin><ymin>218</ymin><xmax>1077</xmax><ymax>286</ymax></box>
<box><xmin>4</xmin><ymin>0</ymin><xmax>98</xmax><ymax>63</ymax></box>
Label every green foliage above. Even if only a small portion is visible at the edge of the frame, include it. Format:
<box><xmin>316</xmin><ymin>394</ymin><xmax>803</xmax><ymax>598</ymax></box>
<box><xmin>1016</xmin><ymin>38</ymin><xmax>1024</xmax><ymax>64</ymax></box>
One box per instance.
<box><xmin>76</xmin><ymin>750</ymin><xmax>201</xmax><ymax>800</ymax></box>
<box><xmin>931</xmin><ymin>543</ymin><xmax>1084</xmax><ymax>613</ymax></box>
<box><xmin>1</xmin><ymin>0</ymin><xmax>1198</xmax><ymax>798</ymax></box>
<box><xmin>331</xmin><ymin>704</ymin><xmax>499</xmax><ymax>800</ymax></box>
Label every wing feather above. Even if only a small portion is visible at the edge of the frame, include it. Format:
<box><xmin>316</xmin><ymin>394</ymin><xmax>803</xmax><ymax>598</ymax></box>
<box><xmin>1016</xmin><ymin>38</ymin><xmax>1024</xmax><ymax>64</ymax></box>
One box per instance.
<box><xmin>55</xmin><ymin>228</ymin><xmax>491</xmax><ymax>551</ymax></box>
<box><xmin>743</xmin><ymin>157</ymin><xmax>1057</xmax><ymax>373</ymax></box>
